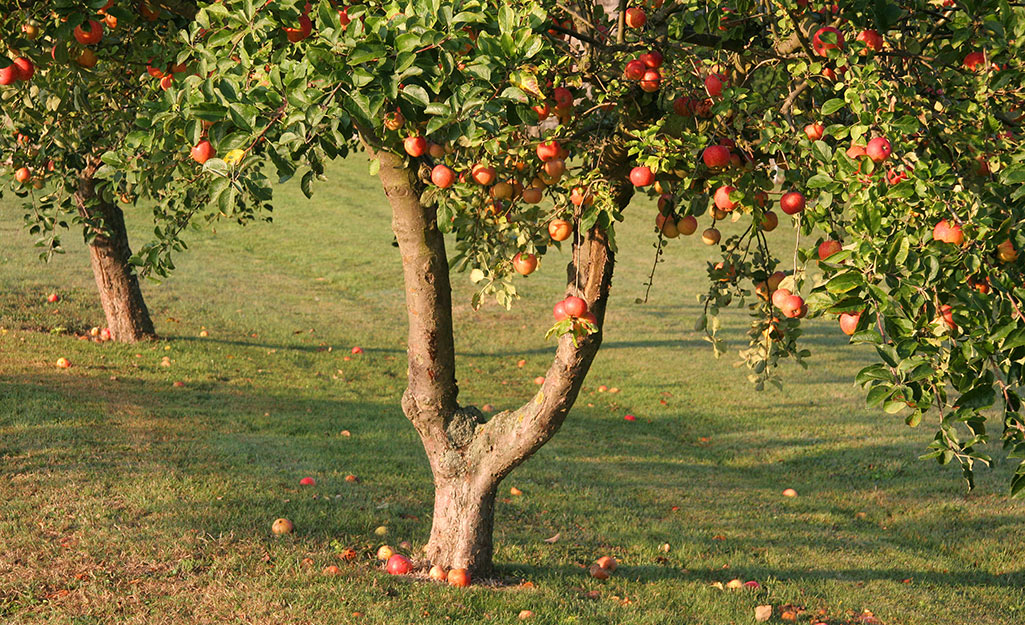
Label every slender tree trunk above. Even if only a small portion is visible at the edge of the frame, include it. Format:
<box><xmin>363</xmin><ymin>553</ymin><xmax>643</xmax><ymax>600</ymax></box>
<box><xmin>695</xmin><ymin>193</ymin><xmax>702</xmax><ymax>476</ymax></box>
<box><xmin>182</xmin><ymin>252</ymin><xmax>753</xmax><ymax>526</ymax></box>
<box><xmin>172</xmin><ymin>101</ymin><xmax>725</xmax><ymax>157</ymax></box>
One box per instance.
<box><xmin>366</xmin><ymin>133</ymin><xmax>631</xmax><ymax>579</ymax></box>
<box><xmin>76</xmin><ymin>163</ymin><xmax>156</xmax><ymax>343</ymax></box>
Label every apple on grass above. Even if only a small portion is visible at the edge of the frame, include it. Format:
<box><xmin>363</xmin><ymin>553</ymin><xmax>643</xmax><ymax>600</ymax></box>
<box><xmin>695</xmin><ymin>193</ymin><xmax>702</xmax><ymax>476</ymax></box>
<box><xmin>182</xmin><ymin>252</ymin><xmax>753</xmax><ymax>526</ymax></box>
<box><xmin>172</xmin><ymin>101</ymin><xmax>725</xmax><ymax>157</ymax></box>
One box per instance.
<box><xmin>448</xmin><ymin>568</ymin><xmax>470</xmax><ymax>587</ymax></box>
<box><xmin>299</xmin><ymin>477</ymin><xmax>316</xmax><ymax>486</ymax></box>
<box><xmin>271</xmin><ymin>518</ymin><xmax>294</xmax><ymax>535</ymax></box>
<box><xmin>386</xmin><ymin>554</ymin><xmax>413</xmax><ymax>575</ymax></box>
<box><xmin>47</xmin><ymin>293</ymin><xmax>59</xmax><ymax>303</ymax></box>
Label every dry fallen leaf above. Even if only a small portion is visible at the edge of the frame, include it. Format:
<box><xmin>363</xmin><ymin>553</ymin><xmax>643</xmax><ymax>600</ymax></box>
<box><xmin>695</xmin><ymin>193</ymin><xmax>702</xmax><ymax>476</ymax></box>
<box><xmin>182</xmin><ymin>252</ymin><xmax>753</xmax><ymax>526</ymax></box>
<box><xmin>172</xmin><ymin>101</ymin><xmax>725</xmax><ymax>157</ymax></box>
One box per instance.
<box><xmin>542</xmin><ymin>533</ymin><xmax>560</xmax><ymax>544</ymax></box>
<box><xmin>755</xmin><ymin>605</ymin><xmax>773</xmax><ymax>622</ymax></box>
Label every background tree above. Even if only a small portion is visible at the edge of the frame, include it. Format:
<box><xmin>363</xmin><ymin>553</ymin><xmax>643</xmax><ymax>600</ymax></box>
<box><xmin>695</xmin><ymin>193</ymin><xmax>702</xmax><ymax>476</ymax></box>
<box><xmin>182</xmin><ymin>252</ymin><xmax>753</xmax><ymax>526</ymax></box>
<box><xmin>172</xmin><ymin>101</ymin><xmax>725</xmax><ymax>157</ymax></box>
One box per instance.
<box><xmin>32</xmin><ymin>0</ymin><xmax>1025</xmax><ymax>580</ymax></box>
<box><xmin>0</xmin><ymin>1</ymin><xmax>204</xmax><ymax>341</ymax></box>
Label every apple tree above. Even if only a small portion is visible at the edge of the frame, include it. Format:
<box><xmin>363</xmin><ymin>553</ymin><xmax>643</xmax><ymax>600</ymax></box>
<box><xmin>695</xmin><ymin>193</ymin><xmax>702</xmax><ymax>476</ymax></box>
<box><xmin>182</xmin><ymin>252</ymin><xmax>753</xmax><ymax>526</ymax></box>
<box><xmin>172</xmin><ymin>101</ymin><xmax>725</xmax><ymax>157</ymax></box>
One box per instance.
<box><xmin>0</xmin><ymin>1</ymin><xmax>206</xmax><ymax>341</ymax></box>
<box><xmin>90</xmin><ymin>0</ymin><xmax>1025</xmax><ymax>579</ymax></box>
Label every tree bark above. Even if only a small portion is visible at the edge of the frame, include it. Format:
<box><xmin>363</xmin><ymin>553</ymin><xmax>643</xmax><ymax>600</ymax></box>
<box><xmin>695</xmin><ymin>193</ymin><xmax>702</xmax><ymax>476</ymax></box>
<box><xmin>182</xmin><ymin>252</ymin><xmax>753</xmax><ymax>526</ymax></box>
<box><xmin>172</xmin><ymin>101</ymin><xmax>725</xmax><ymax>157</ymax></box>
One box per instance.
<box><xmin>76</xmin><ymin>163</ymin><xmax>156</xmax><ymax>343</ymax></box>
<box><xmin>367</xmin><ymin>133</ymin><xmax>631</xmax><ymax>579</ymax></box>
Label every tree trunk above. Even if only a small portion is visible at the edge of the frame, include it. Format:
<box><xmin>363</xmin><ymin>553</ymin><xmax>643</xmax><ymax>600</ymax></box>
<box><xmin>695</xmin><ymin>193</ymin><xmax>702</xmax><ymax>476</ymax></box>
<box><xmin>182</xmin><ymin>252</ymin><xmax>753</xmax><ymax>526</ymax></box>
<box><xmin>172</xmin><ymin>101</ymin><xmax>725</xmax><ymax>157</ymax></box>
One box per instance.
<box><xmin>365</xmin><ymin>132</ymin><xmax>631</xmax><ymax>580</ymax></box>
<box><xmin>76</xmin><ymin>163</ymin><xmax>156</xmax><ymax>343</ymax></box>
<box><xmin>425</xmin><ymin>476</ymin><xmax>498</xmax><ymax>571</ymax></box>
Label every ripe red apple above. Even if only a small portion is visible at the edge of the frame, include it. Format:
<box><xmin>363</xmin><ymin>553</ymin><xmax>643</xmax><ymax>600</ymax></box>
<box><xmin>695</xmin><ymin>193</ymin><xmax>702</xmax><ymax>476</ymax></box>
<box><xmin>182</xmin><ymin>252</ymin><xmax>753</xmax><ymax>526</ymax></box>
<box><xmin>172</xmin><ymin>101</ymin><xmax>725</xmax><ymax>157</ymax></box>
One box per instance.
<box><xmin>431</xmin><ymin>164</ymin><xmax>455</xmax><ymax>188</ymax></box>
<box><xmin>997</xmin><ymin>239</ymin><xmax>1018</xmax><ymax>263</ymax></box>
<box><xmin>639</xmin><ymin>69</ymin><xmax>661</xmax><ymax>92</ymax></box>
<box><xmin>714</xmin><ymin>185</ymin><xmax>737</xmax><ymax>211</ymax></box>
<box><xmin>624</xmin><ymin>59</ymin><xmax>646</xmax><ymax>80</ymax></box>
<box><xmin>702</xmin><ymin>145</ymin><xmax>730</xmax><ymax>169</ymax></box>
<box><xmin>190</xmin><ymin>140</ymin><xmax>214</xmax><ymax>164</ymax></box>
<box><xmin>513</xmin><ymin>252</ymin><xmax>538</xmax><ymax>276</ymax></box>
<box><xmin>299</xmin><ymin>477</ymin><xmax>316</xmax><ymax>486</ymax></box>
<box><xmin>14</xmin><ymin>167</ymin><xmax>30</xmax><ymax>184</ymax></box>
<box><xmin>704</xmin><ymin>73</ymin><xmax>724</xmax><ymax>97</ymax></box>
<box><xmin>284</xmin><ymin>14</ymin><xmax>313</xmax><ymax>42</ymax></box>
<box><xmin>428</xmin><ymin>565</ymin><xmax>447</xmax><ymax>582</ymax></box>
<box><xmin>403</xmin><ymin>136</ymin><xmax>426</xmax><ymax>157</ymax></box>
<box><xmin>386</xmin><ymin>554</ymin><xmax>413</xmax><ymax>575</ymax></box>
<box><xmin>804</xmin><ymin>123</ymin><xmax>825</xmax><ymax>141</ymax></box>
<box><xmin>589</xmin><ymin>564</ymin><xmax>610</xmax><ymax>579</ymax></box>
<box><xmin>383</xmin><ymin>110</ymin><xmax>405</xmax><ymax>131</ymax></box>
<box><xmin>74</xmin><ymin>20</ymin><xmax>104</xmax><ymax>45</ymax></box>
<box><xmin>271</xmin><ymin>518</ymin><xmax>294</xmax><ymax>535</ymax></box>
<box><xmin>553</xmin><ymin>300</ymin><xmax>570</xmax><ymax>321</ymax></box>
<box><xmin>639</xmin><ymin>50</ymin><xmax>663</xmax><ymax>68</ymax></box>
<box><xmin>771</xmin><ymin>287</ymin><xmax>792</xmax><ymax>309</ymax></box>
<box><xmin>471</xmin><ymin>164</ymin><xmax>496</xmax><ymax>185</ymax></box>
<box><xmin>596</xmin><ymin>556</ymin><xmax>618</xmax><ymax>572</ymax></box>
<box><xmin>780</xmin><ymin>294</ymin><xmax>806</xmax><ymax>319</ymax></box>
<box><xmin>99</xmin><ymin>328</ymin><xmax>111</xmax><ymax>341</ymax></box>
<box><xmin>818</xmin><ymin>239</ymin><xmax>842</xmax><ymax>260</ymax></box>
<box><xmin>624</xmin><ymin>7</ymin><xmax>646</xmax><ymax>28</ymax></box>
<box><xmin>548</xmin><ymin>219</ymin><xmax>572</xmax><ymax>241</ymax></box>
<box><xmin>761</xmin><ymin>211</ymin><xmax>778</xmax><ymax>232</ymax></box>
<box><xmin>963</xmin><ymin>51</ymin><xmax>986</xmax><ymax>71</ymax></box>
<box><xmin>536</xmin><ymin>140</ymin><xmax>561</xmax><ymax>161</ymax></box>
<box><xmin>12</xmin><ymin>57</ymin><xmax>34</xmax><ymax>81</ymax></box>
<box><xmin>47</xmin><ymin>293</ymin><xmax>60</xmax><ymax>303</ymax></box>
<box><xmin>677</xmin><ymin>215</ymin><xmax>698</xmax><ymax>235</ymax></box>
<box><xmin>629</xmin><ymin>166</ymin><xmax>654</xmax><ymax>187</ymax></box>
<box><xmin>56</xmin><ymin>357</ymin><xmax>71</xmax><ymax>369</ymax></box>
<box><xmin>0</xmin><ymin>63</ymin><xmax>17</xmax><ymax>85</ymax></box>
<box><xmin>553</xmin><ymin>87</ymin><xmax>573</xmax><ymax>108</ymax></box>
<box><xmin>812</xmin><ymin>26</ymin><xmax>844</xmax><ymax>55</ymax></box>
<box><xmin>933</xmin><ymin>219</ymin><xmax>964</xmax><ymax>245</ymax></box>
<box><xmin>847</xmin><ymin>143</ymin><xmax>867</xmax><ymax>158</ymax></box>
<box><xmin>562</xmin><ymin>296</ymin><xmax>587</xmax><ymax>318</ymax></box>
<box><xmin>866</xmin><ymin>137</ymin><xmax>891</xmax><ymax>162</ymax></box>
<box><xmin>779</xmin><ymin>191</ymin><xmax>805</xmax><ymax>215</ymax></box>
<box><xmin>767</xmin><ymin>271</ymin><xmax>786</xmax><ymax>291</ymax></box>
<box><xmin>939</xmin><ymin>304</ymin><xmax>956</xmax><ymax>330</ymax></box>
<box><xmin>839</xmin><ymin>311</ymin><xmax>861</xmax><ymax>336</ymax></box>
<box><xmin>856</xmin><ymin>29</ymin><xmax>883</xmax><ymax>52</ymax></box>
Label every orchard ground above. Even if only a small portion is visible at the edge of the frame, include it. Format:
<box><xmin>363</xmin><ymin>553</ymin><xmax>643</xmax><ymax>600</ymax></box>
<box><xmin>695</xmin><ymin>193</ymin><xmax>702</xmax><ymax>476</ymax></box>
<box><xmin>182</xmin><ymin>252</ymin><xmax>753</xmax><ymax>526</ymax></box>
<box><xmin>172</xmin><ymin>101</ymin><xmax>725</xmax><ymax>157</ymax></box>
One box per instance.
<box><xmin>1</xmin><ymin>158</ymin><xmax>1023</xmax><ymax>625</ymax></box>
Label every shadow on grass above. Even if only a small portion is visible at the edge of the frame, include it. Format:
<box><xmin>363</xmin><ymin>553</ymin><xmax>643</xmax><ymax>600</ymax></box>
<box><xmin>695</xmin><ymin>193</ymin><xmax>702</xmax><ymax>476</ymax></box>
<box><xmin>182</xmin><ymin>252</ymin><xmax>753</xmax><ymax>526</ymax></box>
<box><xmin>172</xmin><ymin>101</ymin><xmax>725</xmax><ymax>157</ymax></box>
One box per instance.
<box><xmin>2</xmin><ymin>369</ymin><xmax>1022</xmax><ymax>594</ymax></box>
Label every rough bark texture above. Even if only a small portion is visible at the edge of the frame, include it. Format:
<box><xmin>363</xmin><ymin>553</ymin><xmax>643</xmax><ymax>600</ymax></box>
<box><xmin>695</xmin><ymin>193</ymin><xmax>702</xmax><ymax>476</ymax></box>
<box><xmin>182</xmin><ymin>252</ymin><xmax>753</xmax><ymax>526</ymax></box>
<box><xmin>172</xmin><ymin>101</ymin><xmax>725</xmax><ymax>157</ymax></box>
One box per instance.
<box><xmin>368</xmin><ymin>133</ymin><xmax>632</xmax><ymax>579</ymax></box>
<box><xmin>75</xmin><ymin>163</ymin><xmax>156</xmax><ymax>343</ymax></box>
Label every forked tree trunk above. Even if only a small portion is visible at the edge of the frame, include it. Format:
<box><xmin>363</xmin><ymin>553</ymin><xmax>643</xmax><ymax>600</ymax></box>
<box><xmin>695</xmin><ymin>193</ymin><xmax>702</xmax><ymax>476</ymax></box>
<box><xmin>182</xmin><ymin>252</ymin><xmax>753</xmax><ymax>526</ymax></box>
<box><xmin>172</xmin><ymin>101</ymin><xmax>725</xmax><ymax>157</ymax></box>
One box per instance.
<box><xmin>76</xmin><ymin>163</ymin><xmax>156</xmax><ymax>343</ymax></box>
<box><xmin>368</xmin><ymin>137</ymin><xmax>631</xmax><ymax>579</ymax></box>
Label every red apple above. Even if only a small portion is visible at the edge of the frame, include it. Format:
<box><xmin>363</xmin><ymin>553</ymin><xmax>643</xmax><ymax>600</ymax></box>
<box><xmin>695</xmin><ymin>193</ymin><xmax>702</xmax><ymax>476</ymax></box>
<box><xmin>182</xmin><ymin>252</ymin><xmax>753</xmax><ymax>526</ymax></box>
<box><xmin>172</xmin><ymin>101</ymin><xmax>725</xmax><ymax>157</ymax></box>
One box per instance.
<box><xmin>639</xmin><ymin>69</ymin><xmax>661</xmax><ymax>92</ymax></box>
<box><xmin>714</xmin><ymin>185</ymin><xmax>737</xmax><ymax>211</ymax></box>
<box><xmin>403</xmin><ymin>136</ymin><xmax>426</xmax><ymax>157</ymax></box>
<box><xmin>804</xmin><ymin>123</ymin><xmax>825</xmax><ymax>141</ymax></box>
<box><xmin>448</xmin><ymin>568</ymin><xmax>470</xmax><ymax>587</ymax></box>
<box><xmin>562</xmin><ymin>296</ymin><xmax>587</xmax><ymax>318</ymax></box>
<box><xmin>513</xmin><ymin>252</ymin><xmax>538</xmax><ymax>276</ymax></box>
<box><xmin>677</xmin><ymin>215</ymin><xmax>698</xmax><ymax>235</ymax></box>
<box><xmin>428</xmin><ymin>565</ymin><xmax>447</xmax><ymax>582</ymax></box>
<box><xmin>818</xmin><ymin>239</ymin><xmax>842</xmax><ymax>260</ymax></box>
<box><xmin>771</xmin><ymin>288</ymin><xmax>792</xmax><ymax>310</ymax></box>
<box><xmin>704</xmin><ymin>73</ymin><xmax>724</xmax><ymax>97</ymax></box>
<box><xmin>284</xmin><ymin>14</ymin><xmax>313</xmax><ymax>42</ymax></box>
<box><xmin>624</xmin><ymin>7</ymin><xmax>646</xmax><ymax>28</ymax></box>
<box><xmin>933</xmin><ymin>219</ymin><xmax>964</xmax><ymax>245</ymax></box>
<box><xmin>471</xmin><ymin>164</ymin><xmax>496</xmax><ymax>185</ymax></box>
<box><xmin>839</xmin><ymin>311</ymin><xmax>861</xmax><ymax>336</ymax></box>
<box><xmin>639</xmin><ymin>50</ymin><xmax>663</xmax><ymax>68</ymax></box>
<box><xmin>761</xmin><ymin>211</ymin><xmax>778</xmax><ymax>232</ymax></box>
<box><xmin>812</xmin><ymin>26</ymin><xmax>844</xmax><ymax>55</ymax></box>
<box><xmin>702</xmin><ymin>145</ymin><xmax>730</xmax><ymax>169</ymax></box>
<box><xmin>47</xmin><ymin>293</ymin><xmax>59</xmax><ymax>303</ymax></box>
<box><xmin>780</xmin><ymin>294</ymin><xmax>806</xmax><ymax>319</ymax></box>
<box><xmin>12</xmin><ymin>57</ymin><xmax>34</xmax><ymax>81</ymax></box>
<box><xmin>271</xmin><ymin>518</ymin><xmax>294</xmax><ymax>535</ymax></box>
<box><xmin>536</xmin><ymin>140</ymin><xmax>561</xmax><ymax>161</ymax></box>
<box><xmin>624</xmin><ymin>59</ymin><xmax>646</xmax><ymax>80</ymax></box>
<box><xmin>386</xmin><ymin>554</ymin><xmax>413</xmax><ymax>575</ymax></box>
<box><xmin>74</xmin><ymin>20</ymin><xmax>104</xmax><ymax>45</ymax></box>
<box><xmin>431</xmin><ymin>164</ymin><xmax>455</xmax><ymax>188</ymax></box>
<box><xmin>553</xmin><ymin>300</ymin><xmax>570</xmax><ymax>321</ymax></box>
<box><xmin>963</xmin><ymin>51</ymin><xmax>986</xmax><ymax>71</ymax></box>
<box><xmin>779</xmin><ymin>191</ymin><xmax>805</xmax><ymax>215</ymax></box>
<box><xmin>629</xmin><ymin>166</ymin><xmax>654</xmax><ymax>187</ymax></box>
<box><xmin>866</xmin><ymin>137</ymin><xmax>891</xmax><ymax>162</ymax></box>
<box><xmin>190</xmin><ymin>140</ymin><xmax>214</xmax><ymax>164</ymax></box>
<box><xmin>299</xmin><ymin>477</ymin><xmax>316</xmax><ymax>486</ymax></box>
<box><xmin>856</xmin><ymin>29</ymin><xmax>883</xmax><ymax>52</ymax></box>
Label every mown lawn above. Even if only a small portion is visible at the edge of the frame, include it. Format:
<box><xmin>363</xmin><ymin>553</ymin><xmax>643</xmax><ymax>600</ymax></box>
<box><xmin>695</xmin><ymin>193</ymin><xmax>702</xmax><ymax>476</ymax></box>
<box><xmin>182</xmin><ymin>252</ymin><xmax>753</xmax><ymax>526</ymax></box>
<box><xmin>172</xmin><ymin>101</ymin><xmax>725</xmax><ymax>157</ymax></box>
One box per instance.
<box><xmin>1</xmin><ymin>157</ymin><xmax>1023</xmax><ymax>625</ymax></box>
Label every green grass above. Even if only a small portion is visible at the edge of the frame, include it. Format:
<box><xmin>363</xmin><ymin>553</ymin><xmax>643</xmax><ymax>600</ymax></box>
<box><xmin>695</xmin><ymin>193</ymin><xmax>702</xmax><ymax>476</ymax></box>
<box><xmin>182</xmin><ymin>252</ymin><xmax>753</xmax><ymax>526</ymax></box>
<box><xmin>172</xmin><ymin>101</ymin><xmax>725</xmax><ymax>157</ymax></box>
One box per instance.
<box><xmin>1</xmin><ymin>157</ymin><xmax>1023</xmax><ymax>625</ymax></box>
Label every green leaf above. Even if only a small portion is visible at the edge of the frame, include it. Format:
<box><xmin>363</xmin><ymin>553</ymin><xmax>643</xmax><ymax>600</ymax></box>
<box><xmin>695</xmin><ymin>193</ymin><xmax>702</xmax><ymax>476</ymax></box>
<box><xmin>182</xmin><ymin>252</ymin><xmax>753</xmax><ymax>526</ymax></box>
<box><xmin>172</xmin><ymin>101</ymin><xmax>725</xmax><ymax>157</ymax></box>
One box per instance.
<box><xmin>821</xmin><ymin>98</ymin><xmax>846</xmax><ymax>116</ymax></box>
<box><xmin>401</xmin><ymin>84</ymin><xmax>431</xmax><ymax>107</ymax></box>
<box><xmin>956</xmin><ymin>385</ymin><xmax>996</xmax><ymax>410</ymax></box>
<box><xmin>825</xmin><ymin>271</ymin><xmax>863</xmax><ymax>294</ymax></box>
<box><xmin>807</xmin><ymin>173</ymin><xmax>832</xmax><ymax>188</ymax></box>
